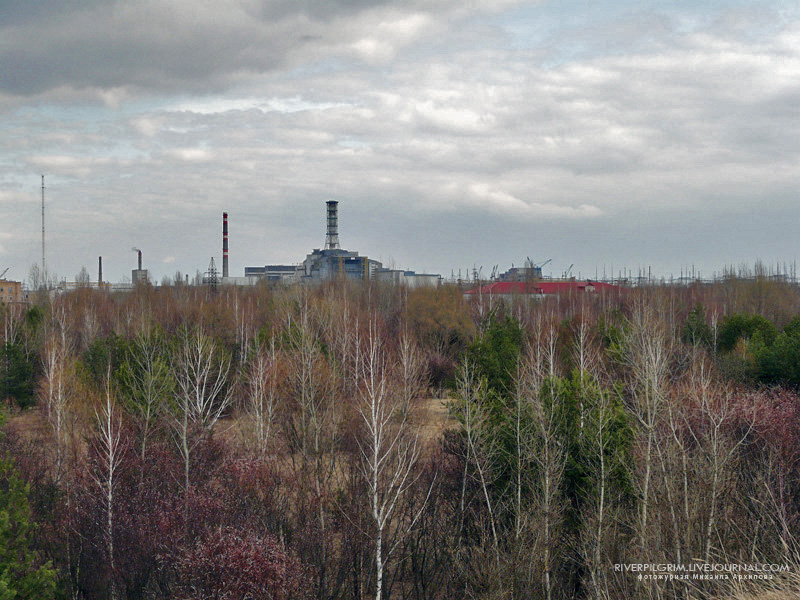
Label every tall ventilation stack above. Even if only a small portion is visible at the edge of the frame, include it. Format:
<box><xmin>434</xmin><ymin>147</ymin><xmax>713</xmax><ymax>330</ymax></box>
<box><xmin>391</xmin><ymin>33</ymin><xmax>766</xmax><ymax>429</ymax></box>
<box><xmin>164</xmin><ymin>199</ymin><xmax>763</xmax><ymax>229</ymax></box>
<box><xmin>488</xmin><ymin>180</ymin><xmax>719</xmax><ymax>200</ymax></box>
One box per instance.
<box><xmin>131</xmin><ymin>248</ymin><xmax>148</xmax><ymax>285</ymax></box>
<box><xmin>222</xmin><ymin>212</ymin><xmax>229</xmax><ymax>278</ymax></box>
<box><xmin>325</xmin><ymin>200</ymin><xmax>340</xmax><ymax>250</ymax></box>
<box><xmin>41</xmin><ymin>175</ymin><xmax>46</xmax><ymax>281</ymax></box>
<box><xmin>98</xmin><ymin>256</ymin><xmax>103</xmax><ymax>286</ymax></box>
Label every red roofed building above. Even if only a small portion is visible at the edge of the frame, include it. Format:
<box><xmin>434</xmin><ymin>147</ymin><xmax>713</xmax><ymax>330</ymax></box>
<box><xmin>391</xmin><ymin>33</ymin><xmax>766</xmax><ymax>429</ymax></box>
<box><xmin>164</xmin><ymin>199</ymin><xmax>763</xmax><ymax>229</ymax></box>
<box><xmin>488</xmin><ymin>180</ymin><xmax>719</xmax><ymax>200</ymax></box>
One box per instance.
<box><xmin>463</xmin><ymin>280</ymin><xmax>622</xmax><ymax>300</ymax></box>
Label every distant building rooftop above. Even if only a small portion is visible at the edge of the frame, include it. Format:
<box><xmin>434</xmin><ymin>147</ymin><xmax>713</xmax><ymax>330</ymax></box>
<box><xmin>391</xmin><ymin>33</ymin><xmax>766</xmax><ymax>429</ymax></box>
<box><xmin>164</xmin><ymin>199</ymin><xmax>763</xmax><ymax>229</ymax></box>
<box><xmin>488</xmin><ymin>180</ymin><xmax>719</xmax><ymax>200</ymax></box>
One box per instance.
<box><xmin>464</xmin><ymin>280</ymin><xmax>623</xmax><ymax>297</ymax></box>
<box><xmin>0</xmin><ymin>280</ymin><xmax>27</xmax><ymax>304</ymax></box>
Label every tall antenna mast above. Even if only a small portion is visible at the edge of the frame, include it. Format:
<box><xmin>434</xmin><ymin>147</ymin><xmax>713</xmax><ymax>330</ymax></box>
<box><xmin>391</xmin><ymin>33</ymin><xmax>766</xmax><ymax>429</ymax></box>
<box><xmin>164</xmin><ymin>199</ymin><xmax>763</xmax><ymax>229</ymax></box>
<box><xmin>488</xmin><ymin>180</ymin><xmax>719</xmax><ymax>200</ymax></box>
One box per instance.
<box><xmin>41</xmin><ymin>175</ymin><xmax>46</xmax><ymax>281</ymax></box>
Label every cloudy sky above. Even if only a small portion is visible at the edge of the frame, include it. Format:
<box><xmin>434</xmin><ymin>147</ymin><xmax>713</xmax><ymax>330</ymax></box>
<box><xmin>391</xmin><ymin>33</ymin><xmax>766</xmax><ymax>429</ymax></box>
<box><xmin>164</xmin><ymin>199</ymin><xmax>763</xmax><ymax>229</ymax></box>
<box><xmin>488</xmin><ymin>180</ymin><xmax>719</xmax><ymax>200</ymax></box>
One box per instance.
<box><xmin>1</xmin><ymin>0</ymin><xmax>798</xmax><ymax>284</ymax></box>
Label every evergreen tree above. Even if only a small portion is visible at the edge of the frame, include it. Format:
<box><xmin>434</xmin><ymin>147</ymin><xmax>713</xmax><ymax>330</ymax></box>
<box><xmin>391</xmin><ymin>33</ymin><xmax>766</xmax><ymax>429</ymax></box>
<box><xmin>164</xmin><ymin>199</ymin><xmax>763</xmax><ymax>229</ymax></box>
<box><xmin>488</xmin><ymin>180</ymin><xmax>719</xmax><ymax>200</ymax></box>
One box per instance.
<box><xmin>717</xmin><ymin>313</ymin><xmax>777</xmax><ymax>352</ymax></box>
<box><xmin>682</xmin><ymin>303</ymin><xmax>712</xmax><ymax>348</ymax></box>
<box><xmin>0</xmin><ymin>342</ymin><xmax>35</xmax><ymax>409</ymax></box>
<box><xmin>0</xmin><ymin>413</ymin><xmax>56</xmax><ymax>599</ymax></box>
<box><xmin>753</xmin><ymin>317</ymin><xmax>800</xmax><ymax>388</ymax></box>
<box><xmin>466</xmin><ymin>314</ymin><xmax>524</xmax><ymax>404</ymax></box>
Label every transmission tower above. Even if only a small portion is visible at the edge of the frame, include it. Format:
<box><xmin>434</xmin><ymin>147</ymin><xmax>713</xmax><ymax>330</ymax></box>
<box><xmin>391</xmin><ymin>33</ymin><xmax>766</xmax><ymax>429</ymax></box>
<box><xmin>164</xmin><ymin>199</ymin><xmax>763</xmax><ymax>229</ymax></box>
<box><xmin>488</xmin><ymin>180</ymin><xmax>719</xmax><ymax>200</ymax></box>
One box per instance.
<box><xmin>205</xmin><ymin>257</ymin><xmax>219</xmax><ymax>292</ymax></box>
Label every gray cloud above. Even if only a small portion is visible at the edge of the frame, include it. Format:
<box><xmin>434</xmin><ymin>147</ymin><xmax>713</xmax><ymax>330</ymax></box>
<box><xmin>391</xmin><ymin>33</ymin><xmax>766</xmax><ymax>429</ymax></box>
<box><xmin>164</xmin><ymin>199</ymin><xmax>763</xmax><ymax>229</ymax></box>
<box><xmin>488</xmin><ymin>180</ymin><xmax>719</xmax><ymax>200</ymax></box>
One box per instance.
<box><xmin>1</xmin><ymin>2</ymin><xmax>799</xmax><ymax>283</ymax></box>
<box><xmin>0</xmin><ymin>0</ymin><xmax>509</xmax><ymax>98</ymax></box>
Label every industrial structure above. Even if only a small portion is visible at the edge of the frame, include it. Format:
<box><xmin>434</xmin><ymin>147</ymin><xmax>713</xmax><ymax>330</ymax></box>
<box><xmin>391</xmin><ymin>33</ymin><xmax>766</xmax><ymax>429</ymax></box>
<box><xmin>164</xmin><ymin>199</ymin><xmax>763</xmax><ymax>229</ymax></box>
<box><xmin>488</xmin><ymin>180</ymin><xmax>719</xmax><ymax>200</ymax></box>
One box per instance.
<box><xmin>243</xmin><ymin>201</ymin><xmax>441</xmax><ymax>286</ymax></box>
<box><xmin>131</xmin><ymin>248</ymin><xmax>148</xmax><ymax>285</ymax></box>
<box><xmin>464</xmin><ymin>279</ymin><xmax>622</xmax><ymax>301</ymax></box>
<box><xmin>222</xmin><ymin>212</ymin><xmax>229</xmax><ymax>278</ymax></box>
<box><xmin>497</xmin><ymin>258</ymin><xmax>547</xmax><ymax>282</ymax></box>
<box><xmin>294</xmin><ymin>200</ymin><xmax>382</xmax><ymax>282</ymax></box>
<box><xmin>27</xmin><ymin>189</ymin><xmax>443</xmax><ymax>292</ymax></box>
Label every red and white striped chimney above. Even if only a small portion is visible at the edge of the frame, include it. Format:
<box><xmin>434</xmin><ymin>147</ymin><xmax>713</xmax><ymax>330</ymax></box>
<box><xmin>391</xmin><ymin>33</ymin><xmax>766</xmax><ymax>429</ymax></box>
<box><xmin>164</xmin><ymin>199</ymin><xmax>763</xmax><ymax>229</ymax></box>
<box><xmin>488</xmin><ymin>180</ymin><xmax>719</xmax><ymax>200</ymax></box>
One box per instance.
<box><xmin>222</xmin><ymin>212</ymin><xmax>229</xmax><ymax>278</ymax></box>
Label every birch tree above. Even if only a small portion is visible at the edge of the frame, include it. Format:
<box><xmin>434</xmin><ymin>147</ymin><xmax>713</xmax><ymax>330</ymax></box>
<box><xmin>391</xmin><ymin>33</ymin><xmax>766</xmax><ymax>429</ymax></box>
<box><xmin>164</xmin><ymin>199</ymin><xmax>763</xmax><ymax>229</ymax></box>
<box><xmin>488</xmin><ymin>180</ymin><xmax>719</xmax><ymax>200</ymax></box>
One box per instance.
<box><xmin>356</xmin><ymin>321</ymin><xmax>425</xmax><ymax>600</ymax></box>
<box><xmin>283</xmin><ymin>296</ymin><xmax>340</xmax><ymax>597</ymax></box>
<box><xmin>40</xmin><ymin>305</ymin><xmax>74</xmax><ymax>484</ymax></box>
<box><xmin>121</xmin><ymin>329</ymin><xmax>172</xmax><ymax>466</ymax></box>
<box><xmin>88</xmin><ymin>375</ymin><xmax>126</xmax><ymax>600</ymax></box>
<box><xmin>243</xmin><ymin>336</ymin><xmax>280</xmax><ymax>456</ymax></box>
<box><xmin>623</xmin><ymin>298</ymin><xmax>673</xmax><ymax>551</ymax></box>
<box><xmin>685</xmin><ymin>356</ymin><xmax>754</xmax><ymax>564</ymax></box>
<box><xmin>528</xmin><ymin>366</ymin><xmax>566</xmax><ymax>600</ymax></box>
<box><xmin>172</xmin><ymin>326</ymin><xmax>232</xmax><ymax>500</ymax></box>
<box><xmin>508</xmin><ymin>338</ymin><xmax>544</xmax><ymax>597</ymax></box>
<box><xmin>1</xmin><ymin>302</ymin><xmax>23</xmax><ymax>346</ymax></box>
<box><xmin>454</xmin><ymin>360</ymin><xmax>500</xmax><ymax>567</ymax></box>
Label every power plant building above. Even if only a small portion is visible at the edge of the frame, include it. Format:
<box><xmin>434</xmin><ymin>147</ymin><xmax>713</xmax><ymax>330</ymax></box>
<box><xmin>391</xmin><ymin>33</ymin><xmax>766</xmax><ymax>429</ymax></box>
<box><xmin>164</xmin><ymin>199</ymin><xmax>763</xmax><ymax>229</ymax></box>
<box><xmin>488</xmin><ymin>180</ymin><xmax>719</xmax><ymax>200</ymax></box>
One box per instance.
<box><xmin>243</xmin><ymin>265</ymin><xmax>299</xmax><ymax>283</ymax></box>
<box><xmin>299</xmin><ymin>247</ymin><xmax>382</xmax><ymax>282</ymax></box>
<box><xmin>243</xmin><ymin>201</ymin><xmax>440</xmax><ymax>286</ymax></box>
<box><xmin>374</xmin><ymin>269</ymin><xmax>441</xmax><ymax>288</ymax></box>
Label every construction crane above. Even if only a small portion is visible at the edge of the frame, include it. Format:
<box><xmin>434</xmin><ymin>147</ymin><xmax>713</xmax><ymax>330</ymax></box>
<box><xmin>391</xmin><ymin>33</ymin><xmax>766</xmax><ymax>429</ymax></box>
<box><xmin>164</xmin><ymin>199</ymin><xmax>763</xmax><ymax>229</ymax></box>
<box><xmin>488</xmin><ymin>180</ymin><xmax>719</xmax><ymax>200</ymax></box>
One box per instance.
<box><xmin>564</xmin><ymin>264</ymin><xmax>574</xmax><ymax>278</ymax></box>
<box><xmin>0</xmin><ymin>267</ymin><xmax>8</xmax><ymax>279</ymax></box>
<box><xmin>535</xmin><ymin>258</ymin><xmax>552</xmax><ymax>270</ymax></box>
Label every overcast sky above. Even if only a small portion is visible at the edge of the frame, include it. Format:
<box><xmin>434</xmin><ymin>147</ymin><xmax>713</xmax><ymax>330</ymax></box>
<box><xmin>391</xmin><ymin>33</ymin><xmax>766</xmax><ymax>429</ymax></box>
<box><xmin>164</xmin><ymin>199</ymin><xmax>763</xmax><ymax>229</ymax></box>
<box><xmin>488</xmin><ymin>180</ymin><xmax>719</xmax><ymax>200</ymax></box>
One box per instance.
<box><xmin>1</xmin><ymin>0</ymin><xmax>798</xmax><ymax>284</ymax></box>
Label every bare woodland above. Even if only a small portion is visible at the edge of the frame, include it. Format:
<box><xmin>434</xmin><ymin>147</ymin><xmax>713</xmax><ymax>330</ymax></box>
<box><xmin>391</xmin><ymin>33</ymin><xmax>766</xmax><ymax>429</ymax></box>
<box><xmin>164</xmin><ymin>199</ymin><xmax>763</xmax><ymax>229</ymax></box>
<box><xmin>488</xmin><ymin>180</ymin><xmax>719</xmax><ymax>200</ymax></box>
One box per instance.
<box><xmin>2</xmin><ymin>275</ymin><xmax>800</xmax><ymax>599</ymax></box>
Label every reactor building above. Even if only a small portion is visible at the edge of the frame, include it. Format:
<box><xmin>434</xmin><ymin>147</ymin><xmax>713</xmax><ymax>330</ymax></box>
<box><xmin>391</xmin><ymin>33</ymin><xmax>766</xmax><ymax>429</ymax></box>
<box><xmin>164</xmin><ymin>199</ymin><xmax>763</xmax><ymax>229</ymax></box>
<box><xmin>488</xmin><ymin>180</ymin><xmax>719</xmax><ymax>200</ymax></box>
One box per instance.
<box><xmin>243</xmin><ymin>201</ymin><xmax>440</xmax><ymax>286</ymax></box>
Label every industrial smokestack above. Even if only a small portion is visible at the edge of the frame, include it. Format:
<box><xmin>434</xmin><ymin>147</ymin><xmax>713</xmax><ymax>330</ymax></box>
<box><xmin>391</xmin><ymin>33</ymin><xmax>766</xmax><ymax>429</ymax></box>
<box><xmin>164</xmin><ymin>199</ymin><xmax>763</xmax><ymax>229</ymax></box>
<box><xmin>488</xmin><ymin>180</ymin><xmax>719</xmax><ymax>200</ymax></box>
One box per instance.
<box><xmin>222</xmin><ymin>212</ymin><xmax>229</xmax><ymax>278</ymax></box>
<box><xmin>325</xmin><ymin>200</ymin><xmax>340</xmax><ymax>250</ymax></box>
<box><xmin>98</xmin><ymin>256</ymin><xmax>102</xmax><ymax>286</ymax></box>
<box><xmin>131</xmin><ymin>247</ymin><xmax>147</xmax><ymax>286</ymax></box>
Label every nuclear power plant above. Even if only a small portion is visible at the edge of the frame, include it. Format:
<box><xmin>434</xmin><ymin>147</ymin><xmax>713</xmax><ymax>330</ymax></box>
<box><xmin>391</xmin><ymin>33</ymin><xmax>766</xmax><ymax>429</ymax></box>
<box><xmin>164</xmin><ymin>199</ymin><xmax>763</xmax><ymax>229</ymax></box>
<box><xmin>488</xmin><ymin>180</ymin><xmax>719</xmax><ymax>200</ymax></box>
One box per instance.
<box><xmin>241</xmin><ymin>201</ymin><xmax>440</xmax><ymax>287</ymax></box>
<box><xmin>27</xmin><ymin>198</ymin><xmax>441</xmax><ymax>294</ymax></box>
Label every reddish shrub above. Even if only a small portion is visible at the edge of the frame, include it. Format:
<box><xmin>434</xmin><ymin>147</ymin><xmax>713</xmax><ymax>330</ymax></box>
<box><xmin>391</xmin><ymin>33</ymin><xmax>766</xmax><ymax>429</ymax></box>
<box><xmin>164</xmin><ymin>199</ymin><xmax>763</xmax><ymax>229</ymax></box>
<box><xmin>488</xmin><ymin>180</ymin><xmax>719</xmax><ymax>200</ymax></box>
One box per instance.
<box><xmin>175</xmin><ymin>527</ymin><xmax>312</xmax><ymax>600</ymax></box>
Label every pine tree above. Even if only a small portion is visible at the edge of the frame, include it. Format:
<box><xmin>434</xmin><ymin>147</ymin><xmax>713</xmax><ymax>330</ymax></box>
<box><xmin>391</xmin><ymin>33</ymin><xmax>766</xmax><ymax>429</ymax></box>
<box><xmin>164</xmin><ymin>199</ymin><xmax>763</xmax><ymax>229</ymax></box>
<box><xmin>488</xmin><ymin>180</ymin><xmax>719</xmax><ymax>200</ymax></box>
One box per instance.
<box><xmin>0</xmin><ymin>341</ymin><xmax>35</xmax><ymax>409</ymax></box>
<box><xmin>0</xmin><ymin>412</ymin><xmax>56</xmax><ymax>599</ymax></box>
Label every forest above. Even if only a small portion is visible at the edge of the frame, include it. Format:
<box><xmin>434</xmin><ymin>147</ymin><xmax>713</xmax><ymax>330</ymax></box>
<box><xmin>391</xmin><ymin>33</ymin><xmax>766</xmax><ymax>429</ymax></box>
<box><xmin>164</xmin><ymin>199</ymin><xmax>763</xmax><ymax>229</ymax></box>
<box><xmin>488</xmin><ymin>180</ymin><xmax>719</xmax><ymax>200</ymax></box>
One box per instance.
<box><xmin>2</xmin><ymin>274</ymin><xmax>800</xmax><ymax>600</ymax></box>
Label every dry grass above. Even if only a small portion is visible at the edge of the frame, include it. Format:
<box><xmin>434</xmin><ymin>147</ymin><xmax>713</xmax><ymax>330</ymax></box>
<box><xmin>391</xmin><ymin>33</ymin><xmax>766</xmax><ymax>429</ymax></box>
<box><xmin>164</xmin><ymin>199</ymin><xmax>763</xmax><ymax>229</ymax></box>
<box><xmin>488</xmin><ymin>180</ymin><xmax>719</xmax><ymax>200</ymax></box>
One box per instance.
<box><xmin>413</xmin><ymin>396</ymin><xmax>455</xmax><ymax>445</ymax></box>
<box><xmin>224</xmin><ymin>394</ymin><xmax>454</xmax><ymax>454</ymax></box>
<box><xmin>713</xmin><ymin>570</ymin><xmax>800</xmax><ymax>600</ymax></box>
<box><xmin>5</xmin><ymin>406</ymin><xmax>51</xmax><ymax>444</ymax></box>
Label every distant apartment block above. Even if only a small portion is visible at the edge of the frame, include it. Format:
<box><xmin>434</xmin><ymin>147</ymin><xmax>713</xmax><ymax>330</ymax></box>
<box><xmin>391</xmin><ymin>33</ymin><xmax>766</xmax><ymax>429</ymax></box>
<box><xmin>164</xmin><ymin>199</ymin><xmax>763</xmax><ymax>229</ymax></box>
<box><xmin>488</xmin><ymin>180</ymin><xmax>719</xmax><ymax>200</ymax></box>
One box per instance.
<box><xmin>0</xmin><ymin>280</ymin><xmax>26</xmax><ymax>303</ymax></box>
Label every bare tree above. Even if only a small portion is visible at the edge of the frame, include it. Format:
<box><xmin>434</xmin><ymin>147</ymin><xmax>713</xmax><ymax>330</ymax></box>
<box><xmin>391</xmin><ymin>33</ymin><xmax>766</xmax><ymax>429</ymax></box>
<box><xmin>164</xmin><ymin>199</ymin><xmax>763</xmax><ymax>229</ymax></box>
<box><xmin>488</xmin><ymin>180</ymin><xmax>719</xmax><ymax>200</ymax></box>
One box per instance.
<box><xmin>243</xmin><ymin>336</ymin><xmax>280</xmax><ymax>456</ymax></box>
<box><xmin>356</xmin><ymin>320</ymin><xmax>427</xmax><ymax>600</ymax></box>
<box><xmin>579</xmin><ymin>381</ymin><xmax>619</xmax><ymax>600</ymax></box>
<box><xmin>284</xmin><ymin>297</ymin><xmax>338</xmax><ymax>463</ymax></box>
<box><xmin>623</xmin><ymin>297</ymin><xmax>673</xmax><ymax>552</ymax></box>
<box><xmin>454</xmin><ymin>360</ymin><xmax>500</xmax><ymax>569</ymax></box>
<box><xmin>282</xmin><ymin>295</ymin><xmax>341</xmax><ymax>597</ymax></box>
<box><xmin>574</xmin><ymin>312</ymin><xmax>602</xmax><ymax>436</ymax></box>
<box><xmin>232</xmin><ymin>290</ymin><xmax>256</xmax><ymax>360</ymax></box>
<box><xmin>172</xmin><ymin>326</ymin><xmax>232</xmax><ymax>499</ymax></box>
<box><xmin>508</xmin><ymin>337</ymin><xmax>543</xmax><ymax>597</ymax></box>
<box><xmin>122</xmin><ymin>329</ymin><xmax>172</xmax><ymax>466</ymax></box>
<box><xmin>1</xmin><ymin>301</ymin><xmax>24</xmax><ymax>346</ymax></box>
<box><xmin>518</xmin><ymin>342</ymin><xmax>566</xmax><ymax>600</ymax></box>
<box><xmin>322</xmin><ymin>286</ymin><xmax>360</xmax><ymax>399</ymax></box>
<box><xmin>40</xmin><ymin>304</ymin><xmax>74</xmax><ymax>484</ymax></box>
<box><xmin>75</xmin><ymin>266</ymin><xmax>91</xmax><ymax>287</ymax></box>
<box><xmin>89</xmin><ymin>373</ymin><xmax>126</xmax><ymax>600</ymax></box>
<box><xmin>684</xmin><ymin>356</ymin><xmax>754</xmax><ymax>563</ymax></box>
<box><xmin>398</xmin><ymin>330</ymin><xmax>428</xmax><ymax>409</ymax></box>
